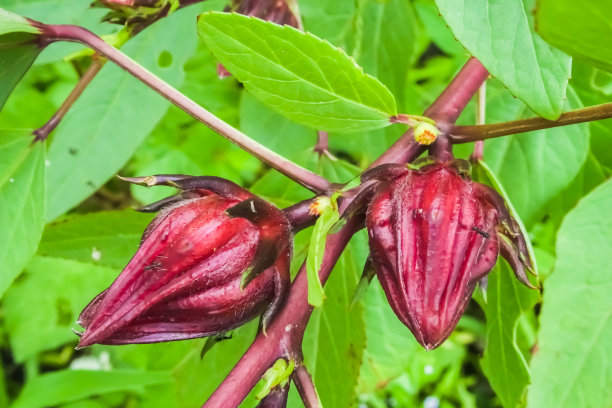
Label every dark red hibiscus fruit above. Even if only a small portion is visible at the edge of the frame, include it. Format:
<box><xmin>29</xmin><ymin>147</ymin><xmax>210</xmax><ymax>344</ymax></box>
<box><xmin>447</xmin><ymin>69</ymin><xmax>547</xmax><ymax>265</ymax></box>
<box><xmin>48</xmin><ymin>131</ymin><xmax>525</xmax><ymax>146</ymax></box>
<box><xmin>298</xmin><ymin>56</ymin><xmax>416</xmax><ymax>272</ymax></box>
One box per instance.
<box><xmin>365</xmin><ymin>161</ymin><xmax>534</xmax><ymax>349</ymax></box>
<box><xmin>76</xmin><ymin>175</ymin><xmax>292</xmax><ymax>347</ymax></box>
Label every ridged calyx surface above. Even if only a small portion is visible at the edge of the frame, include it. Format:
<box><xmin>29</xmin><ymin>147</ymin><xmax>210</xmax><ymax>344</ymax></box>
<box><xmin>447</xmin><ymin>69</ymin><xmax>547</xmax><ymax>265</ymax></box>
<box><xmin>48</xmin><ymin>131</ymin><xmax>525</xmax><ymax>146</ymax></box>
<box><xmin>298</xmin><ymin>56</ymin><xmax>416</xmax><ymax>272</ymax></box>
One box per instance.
<box><xmin>77</xmin><ymin>175</ymin><xmax>292</xmax><ymax>347</ymax></box>
<box><xmin>365</xmin><ymin>161</ymin><xmax>534</xmax><ymax>349</ymax></box>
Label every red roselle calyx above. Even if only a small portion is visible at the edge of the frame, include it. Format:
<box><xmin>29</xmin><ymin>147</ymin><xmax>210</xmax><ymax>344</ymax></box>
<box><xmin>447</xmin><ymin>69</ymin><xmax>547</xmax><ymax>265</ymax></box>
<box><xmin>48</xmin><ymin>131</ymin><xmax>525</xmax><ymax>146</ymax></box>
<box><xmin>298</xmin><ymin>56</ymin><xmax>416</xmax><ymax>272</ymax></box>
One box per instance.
<box><xmin>217</xmin><ymin>0</ymin><xmax>299</xmax><ymax>78</ymax></box>
<box><xmin>76</xmin><ymin>175</ymin><xmax>292</xmax><ymax>347</ymax></box>
<box><xmin>365</xmin><ymin>161</ymin><xmax>535</xmax><ymax>350</ymax></box>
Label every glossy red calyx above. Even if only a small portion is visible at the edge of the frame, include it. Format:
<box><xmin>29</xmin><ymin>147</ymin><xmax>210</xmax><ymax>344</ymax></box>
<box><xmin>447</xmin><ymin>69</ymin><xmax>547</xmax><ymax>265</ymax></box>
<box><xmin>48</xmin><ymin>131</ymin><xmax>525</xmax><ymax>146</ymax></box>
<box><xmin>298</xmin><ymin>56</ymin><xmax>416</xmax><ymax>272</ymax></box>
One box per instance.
<box><xmin>365</xmin><ymin>161</ymin><xmax>534</xmax><ymax>350</ymax></box>
<box><xmin>76</xmin><ymin>175</ymin><xmax>292</xmax><ymax>347</ymax></box>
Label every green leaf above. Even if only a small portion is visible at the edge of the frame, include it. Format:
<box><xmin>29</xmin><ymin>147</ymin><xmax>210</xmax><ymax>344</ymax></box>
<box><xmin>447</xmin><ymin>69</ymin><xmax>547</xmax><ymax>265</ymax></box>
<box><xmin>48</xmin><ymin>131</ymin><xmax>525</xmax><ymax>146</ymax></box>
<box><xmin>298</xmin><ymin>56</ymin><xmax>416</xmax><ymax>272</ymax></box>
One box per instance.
<box><xmin>239</xmin><ymin>92</ymin><xmax>316</xmax><ymax>167</ymax></box>
<box><xmin>0</xmin><ymin>8</ymin><xmax>40</xmax><ymax>37</ymax></box>
<box><xmin>11</xmin><ymin>369</ymin><xmax>172</xmax><ymax>408</ymax></box>
<box><xmin>535</xmin><ymin>0</ymin><xmax>612</xmax><ymax>73</ymax></box>
<box><xmin>38</xmin><ymin>210</ymin><xmax>152</xmax><ymax>269</ymax></box>
<box><xmin>3</xmin><ymin>256</ymin><xmax>119</xmax><ymax>362</ymax></box>
<box><xmin>571</xmin><ymin>61</ymin><xmax>612</xmax><ymax>171</ymax></box>
<box><xmin>197</xmin><ymin>12</ymin><xmax>397</xmax><ymax>132</ymax></box>
<box><xmin>351</xmin><ymin>0</ymin><xmax>419</xmax><ymax>110</ymax></box>
<box><xmin>0</xmin><ymin>9</ymin><xmax>42</xmax><ymax>110</ymax></box>
<box><xmin>0</xmin><ymin>45</ymin><xmax>40</xmax><ymax>111</ymax></box>
<box><xmin>483</xmin><ymin>83</ymin><xmax>589</xmax><ymax>226</ymax></box>
<box><xmin>3</xmin><ymin>210</ymin><xmax>150</xmax><ymax>361</ymax></box>
<box><xmin>302</xmin><ymin>230</ymin><xmax>367</xmax><ymax>408</ymax></box>
<box><xmin>299</xmin><ymin>0</ymin><xmax>355</xmax><ymax>48</ymax></box>
<box><xmin>0</xmin><ymin>131</ymin><xmax>45</xmax><ymax>297</ymax></box>
<box><xmin>414</xmin><ymin>0</ymin><xmax>464</xmax><ymax>56</ymax></box>
<box><xmin>107</xmin><ymin>322</ymin><xmax>258</xmax><ymax>408</ymax></box>
<box><xmin>357</xmin><ymin>280</ymin><xmax>422</xmax><ymax>392</ymax></box>
<box><xmin>527</xmin><ymin>178</ymin><xmax>612</xmax><ymax>408</ymax></box>
<box><xmin>46</xmin><ymin>6</ymin><xmax>200</xmax><ymax>220</ymax></box>
<box><xmin>481</xmin><ymin>263</ymin><xmax>540</xmax><ymax>408</ymax></box>
<box><xmin>435</xmin><ymin>0</ymin><xmax>571</xmax><ymax>119</ymax></box>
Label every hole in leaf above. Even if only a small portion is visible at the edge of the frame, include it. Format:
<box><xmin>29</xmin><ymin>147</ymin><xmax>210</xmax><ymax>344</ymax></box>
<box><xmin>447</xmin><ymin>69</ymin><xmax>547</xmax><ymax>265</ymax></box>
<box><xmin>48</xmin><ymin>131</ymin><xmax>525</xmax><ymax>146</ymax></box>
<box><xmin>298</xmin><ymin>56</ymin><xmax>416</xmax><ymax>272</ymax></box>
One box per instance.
<box><xmin>158</xmin><ymin>51</ymin><xmax>173</xmax><ymax>68</ymax></box>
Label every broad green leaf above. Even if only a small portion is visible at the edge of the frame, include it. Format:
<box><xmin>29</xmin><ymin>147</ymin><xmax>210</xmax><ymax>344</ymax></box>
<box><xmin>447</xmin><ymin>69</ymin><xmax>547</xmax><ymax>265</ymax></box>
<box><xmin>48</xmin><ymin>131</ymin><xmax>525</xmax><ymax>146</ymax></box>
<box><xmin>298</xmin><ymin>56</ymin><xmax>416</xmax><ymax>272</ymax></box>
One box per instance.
<box><xmin>528</xmin><ymin>178</ymin><xmax>612</xmax><ymax>408</ymax></box>
<box><xmin>535</xmin><ymin>0</ymin><xmax>612</xmax><ymax>73</ymax></box>
<box><xmin>38</xmin><ymin>210</ymin><xmax>152</xmax><ymax>269</ymax></box>
<box><xmin>107</xmin><ymin>322</ymin><xmax>258</xmax><ymax>408</ymax></box>
<box><xmin>0</xmin><ymin>45</ymin><xmax>40</xmax><ymax>111</ymax></box>
<box><xmin>357</xmin><ymin>280</ymin><xmax>422</xmax><ymax>392</ymax></box>
<box><xmin>483</xmin><ymin>84</ymin><xmax>589</xmax><ymax>226</ymax></box>
<box><xmin>546</xmin><ymin>152</ymin><xmax>608</xmax><ymax>227</ymax></box>
<box><xmin>46</xmin><ymin>6</ymin><xmax>200</xmax><ymax>220</ymax></box>
<box><xmin>571</xmin><ymin>61</ymin><xmax>612</xmax><ymax>171</ymax></box>
<box><xmin>357</xmin><ymin>278</ymin><xmax>481</xmax><ymax>407</ymax></box>
<box><xmin>11</xmin><ymin>369</ymin><xmax>173</xmax><ymax>408</ymax></box>
<box><xmin>198</xmin><ymin>12</ymin><xmax>397</xmax><ymax>132</ymax></box>
<box><xmin>0</xmin><ymin>131</ymin><xmax>45</xmax><ymax>297</ymax></box>
<box><xmin>239</xmin><ymin>92</ymin><xmax>316</xmax><ymax>167</ymax></box>
<box><xmin>302</xmin><ymin>231</ymin><xmax>367</xmax><ymax>408</ymax></box>
<box><xmin>0</xmin><ymin>9</ymin><xmax>42</xmax><ymax>110</ymax></box>
<box><xmin>351</xmin><ymin>0</ymin><xmax>419</xmax><ymax>110</ymax></box>
<box><xmin>481</xmin><ymin>263</ymin><xmax>540</xmax><ymax>408</ymax></box>
<box><xmin>299</xmin><ymin>0</ymin><xmax>355</xmax><ymax>48</ymax></box>
<box><xmin>4</xmin><ymin>210</ymin><xmax>151</xmax><ymax>361</ymax></box>
<box><xmin>435</xmin><ymin>0</ymin><xmax>571</xmax><ymax>119</ymax></box>
<box><xmin>3</xmin><ymin>256</ymin><xmax>119</xmax><ymax>362</ymax></box>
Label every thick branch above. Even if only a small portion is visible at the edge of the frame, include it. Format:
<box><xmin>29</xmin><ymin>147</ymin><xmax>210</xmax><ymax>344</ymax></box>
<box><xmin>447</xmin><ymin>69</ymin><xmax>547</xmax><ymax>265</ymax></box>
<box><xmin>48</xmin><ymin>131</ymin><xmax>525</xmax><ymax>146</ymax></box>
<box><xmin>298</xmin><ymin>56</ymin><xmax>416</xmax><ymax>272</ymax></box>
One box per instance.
<box><xmin>38</xmin><ymin>24</ymin><xmax>331</xmax><ymax>194</ymax></box>
<box><xmin>202</xmin><ymin>57</ymin><xmax>491</xmax><ymax>407</ymax></box>
<box><xmin>451</xmin><ymin>102</ymin><xmax>612</xmax><ymax>143</ymax></box>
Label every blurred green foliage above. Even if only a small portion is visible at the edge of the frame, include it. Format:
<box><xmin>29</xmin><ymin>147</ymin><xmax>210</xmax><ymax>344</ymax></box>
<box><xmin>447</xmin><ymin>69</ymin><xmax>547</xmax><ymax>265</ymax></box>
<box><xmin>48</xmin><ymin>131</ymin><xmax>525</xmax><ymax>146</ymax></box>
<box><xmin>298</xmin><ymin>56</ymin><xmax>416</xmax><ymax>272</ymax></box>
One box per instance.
<box><xmin>0</xmin><ymin>0</ymin><xmax>611</xmax><ymax>407</ymax></box>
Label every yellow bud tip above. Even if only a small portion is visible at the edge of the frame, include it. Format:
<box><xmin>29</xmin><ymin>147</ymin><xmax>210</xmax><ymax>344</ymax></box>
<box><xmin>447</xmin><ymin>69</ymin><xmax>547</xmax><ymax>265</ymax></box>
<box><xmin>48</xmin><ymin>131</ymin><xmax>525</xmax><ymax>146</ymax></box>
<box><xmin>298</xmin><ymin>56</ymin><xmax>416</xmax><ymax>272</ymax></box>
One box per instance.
<box><xmin>309</xmin><ymin>197</ymin><xmax>332</xmax><ymax>216</ymax></box>
<box><xmin>414</xmin><ymin>122</ymin><xmax>441</xmax><ymax>145</ymax></box>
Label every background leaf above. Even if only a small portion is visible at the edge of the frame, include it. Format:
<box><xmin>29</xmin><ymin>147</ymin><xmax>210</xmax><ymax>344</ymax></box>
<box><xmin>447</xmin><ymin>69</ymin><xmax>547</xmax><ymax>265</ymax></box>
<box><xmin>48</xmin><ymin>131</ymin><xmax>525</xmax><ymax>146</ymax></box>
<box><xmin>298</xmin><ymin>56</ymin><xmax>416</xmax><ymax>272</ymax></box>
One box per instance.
<box><xmin>350</xmin><ymin>0</ymin><xmax>419</xmax><ymax>111</ymax></box>
<box><xmin>198</xmin><ymin>12</ymin><xmax>397</xmax><ymax>133</ymax></box>
<box><xmin>480</xmin><ymin>263</ymin><xmax>540</xmax><ymax>408</ymax></box>
<box><xmin>301</xmin><ymin>231</ymin><xmax>367</xmax><ymax>408</ymax></box>
<box><xmin>535</xmin><ymin>0</ymin><xmax>612</xmax><ymax>73</ymax></box>
<box><xmin>3</xmin><ymin>210</ymin><xmax>150</xmax><ymax>361</ymax></box>
<box><xmin>11</xmin><ymin>369</ymin><xmax>173</xmax><ymax>408</ymax></box>
<box><xmin>37</xmin><ymin>210</ymin><xmax>152</xmax><ymax>268</ymax></box>
<box><xmin>528</xmin><ymin>178</ymin><xmax>612</xmax><ymax>407</ymax></box>
<box><xmin>0</xmin><ymin>8</ymin><xmax>40</xmax><ymax>37</ymax></box>
<box><xmin>0</xmin><ymin>8</ymin><xmax>42</xmax><ymax>110</ymax></box>
<box><xmin>0</xmin><ymin>131</ymin><xmax>45</xmax><ymax>297</ymax></box>
<box><xmin>45</xmin><ymin>6</ymin><xmax>201</xmax><ymax>220</ymax></box>
<box><xmin>435</xmin><ymin>0</ymin><xmax>571</xmax><ymax>119</ymax></box>
<box><xmin>482</xmin><ymin>84</ymin><xmax>589</xmax><ymax>226</ymax></box>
